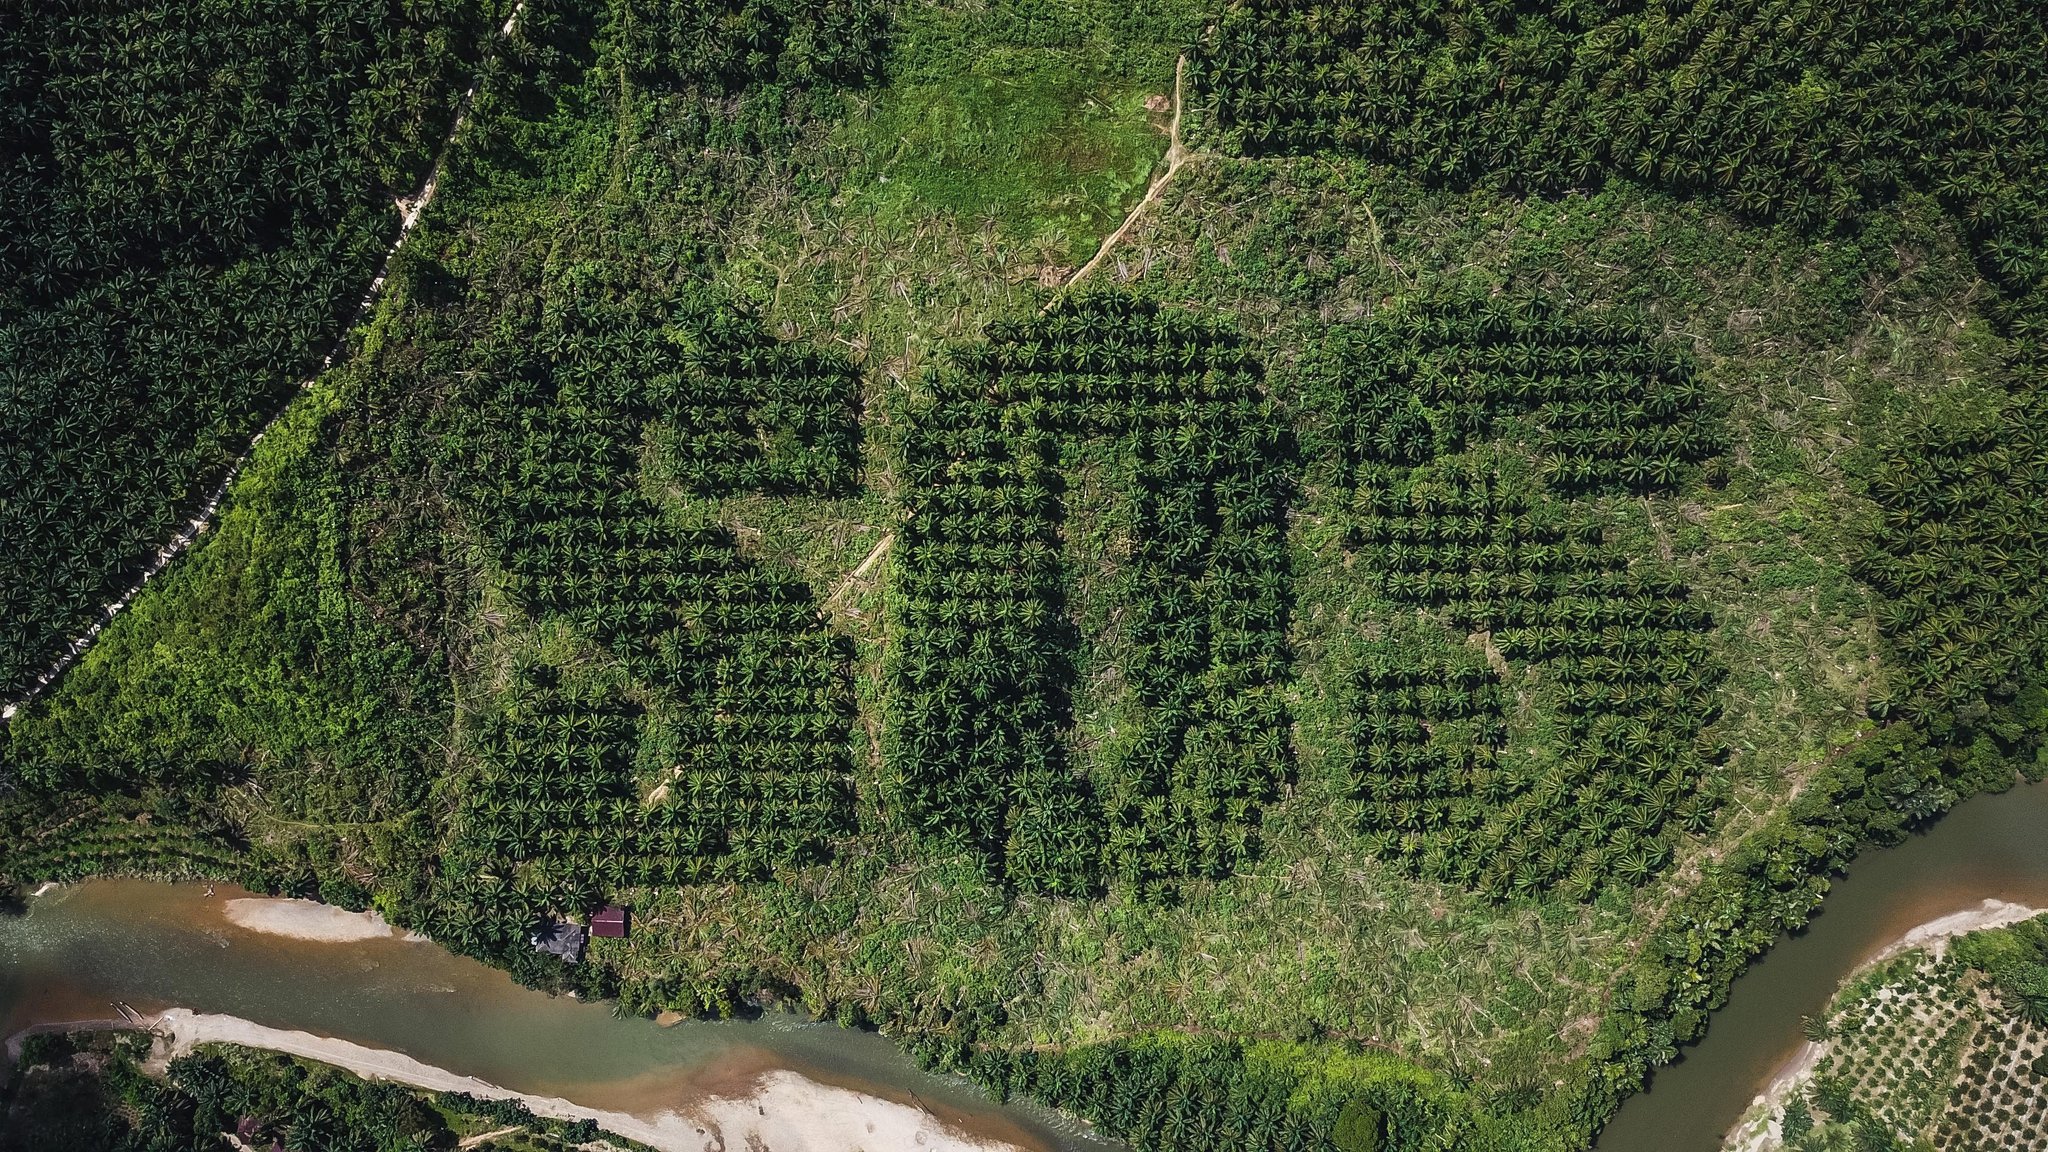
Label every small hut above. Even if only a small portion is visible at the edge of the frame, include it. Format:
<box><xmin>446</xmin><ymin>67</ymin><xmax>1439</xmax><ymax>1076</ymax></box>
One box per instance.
<box><xmin>530</xmin><ymin>919</ymin><xmax>586</xmax><ymax>963</ymax></box>
<box><xmin>590</xmin><ymin>905</ymin><xmax>629</xmax><ymax>939</ymax></box>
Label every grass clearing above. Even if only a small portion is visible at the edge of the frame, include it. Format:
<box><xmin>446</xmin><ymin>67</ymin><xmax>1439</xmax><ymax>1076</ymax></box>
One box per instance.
<box><xmin>1</xmin><ymin>2</ymin><xmax>2034</xmax><ymax>1147</ymax></box>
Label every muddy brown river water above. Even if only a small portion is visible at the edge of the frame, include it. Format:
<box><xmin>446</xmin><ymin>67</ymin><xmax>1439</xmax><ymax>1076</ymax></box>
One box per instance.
<box><xmin>4</xmin><ymin>778</ymin><xmax>2043</xmax><ymax>1150</ymax></box>
<box><xmin>1596</xmin><ymin>777</ymin><xmax>2048</xmax><ymax>1151</ymax></box>
<box><xmin>0</xmin><ymin>880</ymin><xmax>1097</xmax><ymax>1151</ymax></box>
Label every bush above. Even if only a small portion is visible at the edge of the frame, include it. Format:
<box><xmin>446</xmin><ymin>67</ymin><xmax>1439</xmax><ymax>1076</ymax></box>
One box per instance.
<box><xmin>1783</xmin><ymin>1097</ymin><xmax>1815</xmax><ymax>1140</ymax></box>
<box><xmin>1332</xmin><ymin>1097</ymin><xmax>1384</xmax><ymax>1152</ymax></box>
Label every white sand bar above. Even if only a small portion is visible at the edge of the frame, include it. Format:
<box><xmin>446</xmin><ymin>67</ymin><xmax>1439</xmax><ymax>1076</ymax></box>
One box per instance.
<box><xmin>155</xmin><ymin>1010</ymin><xmax>1024</xmax><ymax>1152</ymax></box>
<box><xmin>221</xmin><ymin>898</ymin><xmax>397</xmax><ymax>942</ymax></box>
<box><xmin>1727</xmin><ymin>900</ymin><xmax>2046</xmax><ymax>1152</ymax></box>
<box><xmin>1868</xmin><ymin>898</ymin><xmax>2043</xmax><ymax>963</ymax></box>
<box><xmin>686</xmin><ymin>1070</ymin><xmax>1026</xmax><ymax>1152</ymax></box>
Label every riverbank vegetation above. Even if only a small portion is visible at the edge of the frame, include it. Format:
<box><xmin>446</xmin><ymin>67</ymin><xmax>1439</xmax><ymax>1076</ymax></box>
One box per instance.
<box><xmin>1726</xmin><ymin>912</ymin><xmax>2048</xmax><ymax>1152</ymax></box>
<box><xmin>0</xmin><ymin>1030</ymin><xmax>641</xmax><ymax>1152</ymax></box>
<box><xmin>3</xmin><ymin>0</ymin><xmax>2047</xmax><ymax>1149</ymax></box>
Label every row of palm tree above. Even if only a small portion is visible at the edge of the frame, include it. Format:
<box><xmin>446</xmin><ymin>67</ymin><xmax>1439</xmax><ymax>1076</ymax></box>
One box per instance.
<box><xmin>886</xmin><ymin>295</ymin><xmax>1295</xmax><ymax>894</ymax></box>
<box><xmin>1</xmin><ymin>0</ymin><xmax>483</xmax><ymax>700</ymax></box>
<box><xmin>601</xmin><ymin>0</ymin><xmax>888</xmax><ymax>92</ymax></box>
<box><xmin>957</xmin><ymin>1040</ymin><xmax>1355</xmax><ymax>1152</ymax></box>
<box><xmin>445</xmin><ymin>671</ymin><xmax>848</xmax><ymax>906</ymax></box>
<box><xmin>1323</xmin><ymin>296</ymin><xmax>1722</xmax><ymax>900</ymax></box>
<box><xmin>427</xmin><ymin>301</ymin><xmax>862</xmax><ymax>943</ymax></box>
<box><xmin>1857</xmin><ymin>387</ymin><xmax>2048</xmax><ymax>707</ymax></box>
<box><xmin>888</xmin><ymin>389</ymin><xmax>1087</xmax><ymax>889</ymax></box>
<box><xmin>1204</xmin><ymin>0</ymin><xmax>2048</xmax><ymax>753</ymax></box>
<box><xmin>1331</xmin><ymin>295</ymin><xmax>1719</xmax><ymax>492</ymax></box>
<box><xmin>0</xmin><ymin>820</ymin><xmax>245</xmax><ymax>884</ymax></box>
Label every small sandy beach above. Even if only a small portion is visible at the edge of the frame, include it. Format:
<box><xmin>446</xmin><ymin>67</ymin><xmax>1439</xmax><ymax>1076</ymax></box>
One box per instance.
<box><xmin>132</xmin><ymin>1010</ymin><xmax>1026</xmax><ymax>1152</ymax></box>
<box><xmin>1863</xmin><ymin>898</ymin><xmax>2042</xmax><ymax>965</ymax></box>
<box><xmin>221</xmin><ymin>897</ymin><xmax>398</xmax><ymax>942</ymax></box>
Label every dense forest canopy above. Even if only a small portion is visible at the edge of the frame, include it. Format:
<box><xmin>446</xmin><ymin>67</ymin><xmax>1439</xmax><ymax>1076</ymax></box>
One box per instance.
<box><xmin>0</xmin><ymin>0</ymin><xmax>483</xmax><ymax>701</ymax></box>
<box><xmin>3</xmin><ymin>0</ymin><xmax>2048</xmax><ymax>1150</ymax></box>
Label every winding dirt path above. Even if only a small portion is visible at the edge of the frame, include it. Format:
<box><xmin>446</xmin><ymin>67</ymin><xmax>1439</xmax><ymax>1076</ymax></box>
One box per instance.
<box><xmin>1</xmin><ymin>3</ymin><xmax>529</xmax><ymax>724</ymax></box>
<box><xmin>823</xmin><ymin>531</ymin><xmax>895</xmax><ymax>613</ymax></box>
<box><xmin>1061</xmin><ymin>54</ymin><xmax>1194</xmax><ymax>293</ymax></box>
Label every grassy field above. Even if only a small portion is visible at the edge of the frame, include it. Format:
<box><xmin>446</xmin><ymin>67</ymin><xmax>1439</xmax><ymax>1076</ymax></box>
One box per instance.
<box><xmin>1</xmin><ymin>0</ymin><xmax>2039</xmax><ymax>1147</ymax></box>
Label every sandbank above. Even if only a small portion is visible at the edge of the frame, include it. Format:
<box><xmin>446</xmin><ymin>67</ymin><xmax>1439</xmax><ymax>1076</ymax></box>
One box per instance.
<box><xmin>221</xmin><ymin>897</ymin><xmax>398</xmax><ymax>942</ymax></box>
<box><xmin>144</xmin><ymin>1009</ymin><xmax>1024</xmax><ymax>1152</ymax></box>
<box><xmin>1865</xmin><ymin>897</ymin><xmax>2042</xmax><ymax>965</ymax></box>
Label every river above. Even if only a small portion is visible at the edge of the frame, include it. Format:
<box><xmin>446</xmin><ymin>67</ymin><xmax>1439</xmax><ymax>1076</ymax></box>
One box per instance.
<box><xmin>1596</xmin><ymin>776</ymin><xmax>2048</xmax><ymax>1151</ymax></box>
<box><xmin>6</xmin><ymin>781</ymin><xmax>2045</xmax><ymax>1150</ymax></box>
<box><xmin>0</xmin><ymin>880</ymin><xmax>1101</xmax><ymax>1152</ymax></box>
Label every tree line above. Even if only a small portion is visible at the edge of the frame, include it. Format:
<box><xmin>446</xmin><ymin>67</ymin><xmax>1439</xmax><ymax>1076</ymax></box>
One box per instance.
<box><xmin>0</xmin><ymin>0</ymin><xmax>487</xmax><ymax>700</ymax></box>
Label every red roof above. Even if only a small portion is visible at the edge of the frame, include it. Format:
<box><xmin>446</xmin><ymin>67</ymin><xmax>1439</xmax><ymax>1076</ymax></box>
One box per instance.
<box><xmin>590</xmin><ymin>905</ymin><xmax>628</xmax><ymax>938</ymax></box>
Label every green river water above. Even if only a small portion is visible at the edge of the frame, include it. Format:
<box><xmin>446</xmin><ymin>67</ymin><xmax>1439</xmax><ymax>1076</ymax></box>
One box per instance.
<box><xmin>3</xmin><ymin>778</ymin><xmax>2044</xmax><ymax>1150</ymax></box>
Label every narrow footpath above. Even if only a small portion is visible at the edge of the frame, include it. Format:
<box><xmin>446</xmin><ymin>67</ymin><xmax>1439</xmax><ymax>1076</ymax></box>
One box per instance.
<box><xmin>1061</xmin><ymin>55</ymin><xmax>1194</xmax><ymax>293</ymax></box>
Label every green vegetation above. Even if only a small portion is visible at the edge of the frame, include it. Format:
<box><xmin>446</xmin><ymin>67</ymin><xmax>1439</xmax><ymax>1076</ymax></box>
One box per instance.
<box><xmin>4</xmin><ymin>0</ymin><xmax>2048</xmax><ymax>1150</ymax></box>
<box><xmin>1955</xmin><ymin>915</ymin><xmax>2048</xmax><ymax>1028</ymax></box>
<box><xmin>1318</xmin><ymin>291</ymin><xmax>1724</xmax><ymax>899</ymax></box>
<box><xmin>888</xmin><ymin>294</ymin><xmax>1291</xmax><ymax>894</ymax></box>
<box><xmin>0</xmin><ymin>383</ymin><xmax>446</xmax><ymax>902</ymax></box>
<box><xmin>1731</xmin><ymin>914</ymin><xmax>2048</xmax><ymax>1151</ymax></box>
<box><xmin>835</xmin><ymin>0</ymin><xmax>1189</xmax><ymax>264</ymax></box>
<box><xmin>428</xmin><ymin>291</ymin><xmax>863</xmax><ymax>948</ymax></box>
<box><xmin>0</xmin><ymin>1030</ymin><xmax>643</xmax><ymax>1152</ymax></box>
<box><xmin>1195</xmin><ymin>0</ymin><xmax>2048</xmax><ymax>787</ymax></box>
<box><xmin>1197</xmin><ymin>0</ymin><xmax>2048</xmax><ymax>254</ymax></box>
<box><xmin>0</xmin><ymin>0</ymin><xmax>489</xmax><ymax>699</ymax></box>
